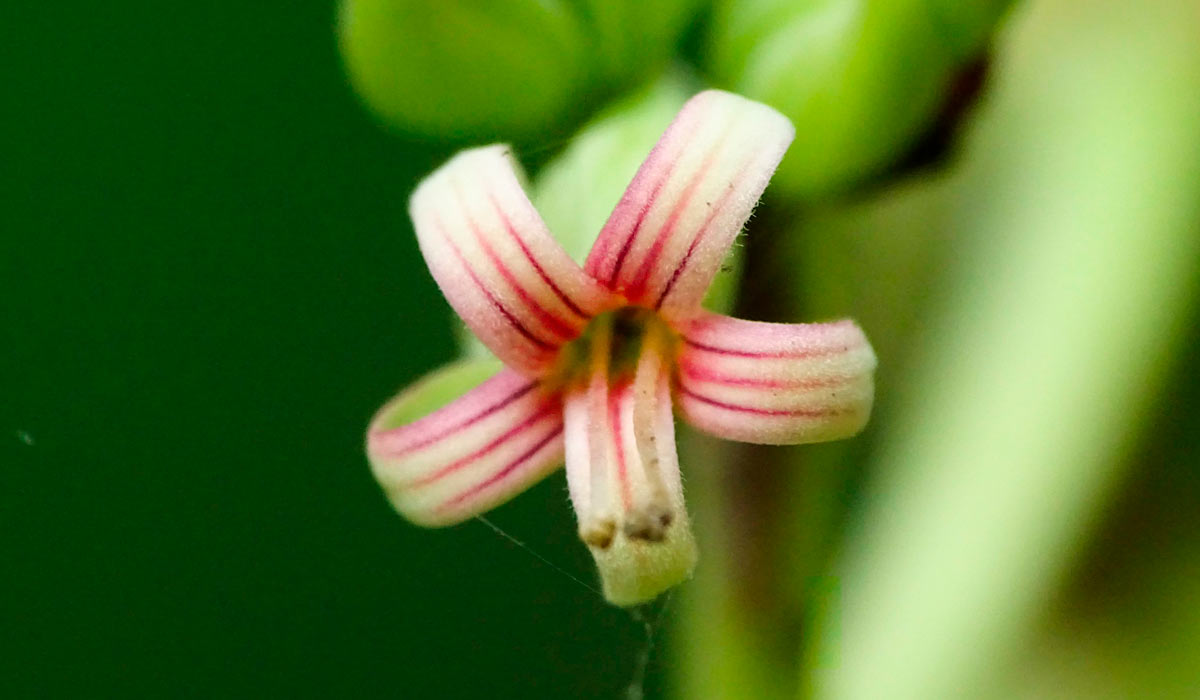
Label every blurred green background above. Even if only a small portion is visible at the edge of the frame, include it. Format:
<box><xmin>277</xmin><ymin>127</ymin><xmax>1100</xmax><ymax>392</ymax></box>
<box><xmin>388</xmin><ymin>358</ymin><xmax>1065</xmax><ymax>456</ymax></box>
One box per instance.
<box><xmin>5</xmin><ymin>0</ymin><xmax>1200</xmax><ymax>698</ymax></box>
<box><xmin>2</xmin><ymin>2</ymin><xmax>655</xmax><ymax>697</ymax></box>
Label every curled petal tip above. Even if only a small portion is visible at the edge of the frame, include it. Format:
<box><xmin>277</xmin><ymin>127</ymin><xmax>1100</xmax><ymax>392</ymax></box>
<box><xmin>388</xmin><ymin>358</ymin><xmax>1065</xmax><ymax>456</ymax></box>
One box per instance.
<box><xmin>409</xmin><ymin>146</ymin><xmax>616</xmax><ymax>375</ymax></box>
<box><xmin>584</xmin><ymin>90</ymin><xmax>794</xmax><ymax>316</ymax></box>
<box><xmin>367</xmin><ymin>361</ymin><xmax>565</xmax><ymax>527</ymax></box>
<box><xmin>676</xmin><ymin>313</ymin><xmax>877</xmax><ymax>445</ymax></box>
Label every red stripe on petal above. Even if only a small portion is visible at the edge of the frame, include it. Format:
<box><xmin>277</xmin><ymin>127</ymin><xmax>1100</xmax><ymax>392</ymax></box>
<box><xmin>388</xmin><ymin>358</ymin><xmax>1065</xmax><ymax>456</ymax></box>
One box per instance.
<box><xmin>606</xmin><ymin>172</ymin><xmax>667</xmax><ymax>288</ymax></box>
<box><xmin>378</xmin><ymin>380</ymin><xmax>539</xmax><ymax>457</ymax></box>
<box><xmin>679</xmin><ymin>387</ymin><xmax>847</xmax><ymax>419</ymax></box>
<box><xmin>467</xmin><ymin>211</ymin><xmax>578</xmax><ymax>340</ymax></box>
<box><xmin>404</xmin><ymin>401</ymin><xmax>560</xmax><ymax>488</ymax></box>
<box><xmin>489</xmin><ymin>192</ymin><xmax>589</xmax><ymax>320</ymax></box>
<box><xmin>678</xmin><ymin>360</ymin><xmax>857</xmax><ymax>390</ymax></box>
<box><xmin>652</xmin><ymin>152</ymin><xmax>755</xmax><ymax>309</ymax></box>
<box><xmin>435</xmin><ymin>424</ymin><xmax>564</xmax><ymax>513</ymax></box>
<box><xmin>443</xmin><ymin>228</ymin><xmax>558</xmax><ymax>352</ymax></box>
<box><xmin>681</xmin><ymin>336</ymin><xmax>858</xmax><ymax>360</ymax></box>
<box><xmin>610</xmin><ymin>381</ymin><xmax>633</xmax><ymax>511</ymax></box>
<box><xmin>586</xmin><ymin>104</ymin><xmax>707</xmax><ymax>286</ymax></box>
<box><xmin>625</xmin><ymin>149</ymin><xmax>720</xmax><ymax>300</ymax></box>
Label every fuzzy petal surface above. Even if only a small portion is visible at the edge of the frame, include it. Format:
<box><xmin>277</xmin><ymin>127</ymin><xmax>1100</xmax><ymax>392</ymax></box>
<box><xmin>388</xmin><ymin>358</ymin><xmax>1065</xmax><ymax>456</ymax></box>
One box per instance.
<box><xmin>675</xmin><ymin>312</ymin><xmax>876</xmax><ymax>444</ymax></box>
<box><xmin>583</xmin><ymin>90</ymin><xmax>793</xmax><ymax>319</ymax></box>
<box><xmin>411</xmin><ymin>146</ymin><xmax>617</xmax><ymax>375</ymax></box>
<box><xmin>368</xmin><ymin>362</ymin><xmax>564</xmax><ymax>526</ymax></box>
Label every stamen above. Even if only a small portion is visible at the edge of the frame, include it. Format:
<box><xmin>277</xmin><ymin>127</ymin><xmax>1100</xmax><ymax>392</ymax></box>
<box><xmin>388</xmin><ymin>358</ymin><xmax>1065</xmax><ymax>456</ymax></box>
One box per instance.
<box><xmin>631</xmin><ymin>322</ymin><xmax>674</xmax><ymax>515</ymax></box>
<box><xmin>585</xmin><ymin>315</ymin><xmax>616</xmax><ymax>542</ymax></box>
<box><xmin>560</xmin><ymin>307</ymin><xmax>698</xmax><ymax>605</ymax></box>
<box><xmin>564</xmin><ymin>309</ymin><xmax>686</xmax><ymax>552</ymax></box>
<box><xmin>580</xmin><ymin>517</ymin><xmax>616</xmax><ymax>550</ymax></box>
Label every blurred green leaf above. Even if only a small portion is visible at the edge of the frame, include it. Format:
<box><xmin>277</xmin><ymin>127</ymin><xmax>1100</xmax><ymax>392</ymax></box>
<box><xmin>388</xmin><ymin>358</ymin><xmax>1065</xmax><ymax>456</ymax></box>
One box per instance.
<box><xmin>674</xmin><ymin>436</ymin><xmax>796</xmax><ymax>700</ymax></box>
<box><xmin>928</xmin><ymin>0</ymin><xmax>1013</xmax><ymax>60</ymax></box>
<box><xmin>808</xmin><ymin>0</ymin><xmax>1200</xmax><ymax>697</ymax></box>
<box><xmin>569</xmin><ymin>0</ymin><xmax>705</xmax><ymax>88</ymax></box>
<box><xmin>707</xmin><ymin>0</ymin><xmax>1011</xmax><ymax>198</ymax></box>
<box><xmin>338</xmin><ymin>0</ymin><xmax>591</xmax><ymax>140</ymax></box>
<box><xmin>1003</xmin><ymin>389</ymin><xmax>1200</xmax><ymax>699</ymax></box>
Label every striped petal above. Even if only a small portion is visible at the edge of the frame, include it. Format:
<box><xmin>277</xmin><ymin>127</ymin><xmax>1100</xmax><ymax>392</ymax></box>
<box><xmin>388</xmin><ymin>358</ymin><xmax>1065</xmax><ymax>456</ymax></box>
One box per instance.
<box><xmin>675</xmin><ymin>312</ymin><xmax>877</xmax><ymax>445</ymax></box>
<box><xmin>367</xmin><ymin>362</ymin><xmax>565</xmax><ymax>526</ymax></box>
<box><xmin>583</xmin><ymin>90</ymin><xmax>794</xmax><ymax>319</ymax></box>
<box><xmin>562</xmin><ymin>314</ymin><xmax>696</xmax><ymax>605</ymax></box>
<box><xmin>410</xmin><ymin>145</ymin><xmax>617</xmax><ymax>375</ymax></box>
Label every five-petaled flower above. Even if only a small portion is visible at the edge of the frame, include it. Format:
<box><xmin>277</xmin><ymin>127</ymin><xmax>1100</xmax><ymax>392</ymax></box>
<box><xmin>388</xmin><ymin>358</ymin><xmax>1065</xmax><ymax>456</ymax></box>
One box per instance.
<box><xmin>366</xmin><ymin>90</ymin><xmax>876</xmax><ymax>606</ymax></box>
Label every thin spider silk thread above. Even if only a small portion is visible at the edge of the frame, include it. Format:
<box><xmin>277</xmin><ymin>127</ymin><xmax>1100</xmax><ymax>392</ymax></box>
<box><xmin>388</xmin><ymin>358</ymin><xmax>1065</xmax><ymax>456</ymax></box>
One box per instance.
<box><xmin>474</xmin><ymin>515</ymin><xmax>603</xmax><ymax>598</ymax></box>
<box><xmin>473</xmin><ymin>516</ymin><xmax>675</xmax><ymax>699</ymax></box>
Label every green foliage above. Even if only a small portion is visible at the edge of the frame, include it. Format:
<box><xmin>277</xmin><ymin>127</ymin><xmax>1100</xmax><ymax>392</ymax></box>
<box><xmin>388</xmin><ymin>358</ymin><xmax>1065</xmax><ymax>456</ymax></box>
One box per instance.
<box><xmin>339</xmin><ymin>0</ymin><xmax>591</xmax><ymax>140</ymax></box>
<box><xmin>569</xmin><ymin>0</ymin><xmax>706</xmax><ymax>87</ymax></box>
<box><xmin>792</xmin><ymin>1</ymin><xmax>1200</xmax><ymax>697</ymax></box>
<box><xmin>338</xmin><ymin>0</ymin><xmax>701</xmax><ymax>142</ymax></box>
<box><xmin>707</xmin><ymin>0</ymin><xmax>1012</xmax><ymax>197</ymax></box>
<box><xmin>20</xmin><ymin>0</ymin><xmax>1199</xmax><ymax>697</ymax></box>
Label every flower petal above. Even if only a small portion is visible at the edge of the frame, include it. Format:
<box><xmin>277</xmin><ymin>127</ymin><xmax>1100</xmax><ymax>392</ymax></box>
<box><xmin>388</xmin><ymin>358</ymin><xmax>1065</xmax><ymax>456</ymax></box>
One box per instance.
<box><xmin>367</xmin><ymin>362</ymin><xmax>564</xmax><ymax>526</ymax></box>
<box><xmin>411</xmin><ymin>145</ymin><xmax>617</xmax><ymax>375</ymax></box>
<box><xmin>583</xmin><ymin>90</ymin><xmax>794</xmax><ymax>318</ymax></box>
<box><xmin>563</xmin><ymin>318</ymin><xmax>696</xmax><ymax>606</ymax></box>
<box><xmin>675</xmin><ymin>312</ymin><xmax>876</xmax><ymax>445</ymax></box>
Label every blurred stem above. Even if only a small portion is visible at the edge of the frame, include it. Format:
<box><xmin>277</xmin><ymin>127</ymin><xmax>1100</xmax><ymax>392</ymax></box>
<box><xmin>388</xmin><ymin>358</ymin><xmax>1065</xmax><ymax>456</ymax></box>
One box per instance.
<box><xmin>674</xmin><ymin>434</ymin><xmax>794</xmax><ymax>700</ymax></box>
<box><xmin>671</xmin><ymin>202</ymin><xmax>827</xmax><ymax>700</ymax></box>
<box><xmin>809</xmin><ymin>0</ymin><xmax>1200</xmax><ymax>697</ymax></box>
<box><xmin>999</xmin><ymin>317</ymin><xmax>1200</xmax><ymax>698</ymax></box>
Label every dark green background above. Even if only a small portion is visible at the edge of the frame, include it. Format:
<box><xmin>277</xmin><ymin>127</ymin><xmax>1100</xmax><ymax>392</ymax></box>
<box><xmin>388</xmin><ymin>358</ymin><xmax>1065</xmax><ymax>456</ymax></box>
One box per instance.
<box><xmin>4</xmin><ymin>2</ymin><xmax>654</xmax><ymax>697</ymax></box>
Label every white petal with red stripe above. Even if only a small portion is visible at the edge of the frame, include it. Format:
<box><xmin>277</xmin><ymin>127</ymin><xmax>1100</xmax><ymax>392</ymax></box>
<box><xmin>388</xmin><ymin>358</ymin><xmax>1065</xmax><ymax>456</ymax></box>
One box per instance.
<box><xmin>583</xmin><ymin>90</ymin><xmax>793</xmax><ymax>318</ymax></box>
<box><xmin>367</xmin><ymin>364</ymin><xmax>564</xmax><ymax>526</ymax></box>
<box><xmin>410</xmin><ymin>145</ymin><xmax>617</xmax><ymax>375</ymax></box>
<box><xmin>675</xmin><ymin>312</ymin><xmax>877</xmax><ymax>445</ymax></box>
<box><xmin>562</xmin><ymin>319</ymin><xmax>696</xmax><ymax>606</ymax></box>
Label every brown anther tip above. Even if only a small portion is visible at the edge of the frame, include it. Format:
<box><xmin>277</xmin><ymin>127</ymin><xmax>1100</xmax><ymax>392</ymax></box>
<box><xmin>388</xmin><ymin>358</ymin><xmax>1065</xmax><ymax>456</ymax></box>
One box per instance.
<box><xmin>623</xmin><ymin>510</ymin><xmax>668</xmax><ymax>543</ymax></box>
<box><xmin>580</xmin><ymin>520</ymin><xmax>616</xmax><ymax>550</ymax></box>
<box><xmin>645</xmin><ymin>502</ymin><xmax>674</xmax><ymax>529</ymax></box>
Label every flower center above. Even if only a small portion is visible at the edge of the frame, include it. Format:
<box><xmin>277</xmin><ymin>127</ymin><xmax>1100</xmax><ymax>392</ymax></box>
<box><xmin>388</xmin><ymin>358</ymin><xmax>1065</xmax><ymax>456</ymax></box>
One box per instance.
<box><xmin>547</xmin><ymin>307</ymin><xmax>675</xmax><ymax>389</ymax></box>
<box><xmin>559</xmin><ymin>307</ymin><xmax>684</xmax><ymax>551</ymax></box>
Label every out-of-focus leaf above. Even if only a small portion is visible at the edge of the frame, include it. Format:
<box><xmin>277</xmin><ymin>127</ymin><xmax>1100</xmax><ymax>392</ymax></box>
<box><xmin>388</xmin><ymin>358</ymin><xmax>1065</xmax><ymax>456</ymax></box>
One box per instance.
<box><xmin>808</xmin><ymin>0</ymin><xmax>1200</xmax><ymax>698</ymax></box>
<box><xmin>1016</xmin><ymin>552</ymin><xmax>1200</xmax><ymax>699</ymax></box>
<box><xmin>569</xmin><ymin>0</ymin><xmax>704</xmax><ymax>88</ymax></box>
<box><xmin>707</xmin><ymin>0</ymin><xmax>1012</xmax><ymax>198</ymax></box>
<box><xmin>1003</xmin><ymin>373</ymin><xmax>1200</xmax><ymax>699</ymax></box>
<box><xmin>928</xmin><ymin>0</ymin><xmax>1014</xmax><ymax>60</ymax></box>
<box><xmin>673</xmin><ymin>436</ymin><xmax>797</xmax><ymax>700</ymax></box>
<box><xmin>338</xmin><ymin>0</ymin><xmax>591</xmax><ymax>140</ymax></box>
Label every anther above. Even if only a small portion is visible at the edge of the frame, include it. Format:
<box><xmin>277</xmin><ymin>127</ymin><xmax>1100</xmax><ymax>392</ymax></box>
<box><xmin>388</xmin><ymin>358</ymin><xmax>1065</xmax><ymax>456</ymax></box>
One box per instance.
<box><xmin>622</xmin><ymin>503</ymin><xmax>675</xmax><ymax>542</ymax></box>
<box><xmin>581</xmin><ymin>518</ymin><xmax>617</xmax><ymax>550</ymax></box>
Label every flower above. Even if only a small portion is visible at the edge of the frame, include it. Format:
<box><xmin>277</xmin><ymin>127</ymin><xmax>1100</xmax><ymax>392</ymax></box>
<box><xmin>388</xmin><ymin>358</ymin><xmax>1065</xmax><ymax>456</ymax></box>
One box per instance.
<box><xmin>366</xmin><ymin>90</ymin><xmax>877</xmax><ymax>606</ymax></box>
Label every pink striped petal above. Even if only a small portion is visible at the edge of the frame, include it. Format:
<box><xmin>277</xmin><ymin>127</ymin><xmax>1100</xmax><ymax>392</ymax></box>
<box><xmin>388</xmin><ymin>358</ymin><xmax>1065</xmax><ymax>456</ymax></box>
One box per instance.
<box><xmin>367</xmin><ymin>364</ymin><xmax>564</xmax><ymax>526</ymax></box>
<box><xmin>583</xmin><ymin>90</ymin><xmax>794</xmax><ymax>319</ymax></box>
<box><xmin>411</xmin><ymin>145</ymin><xmax>618</xmax><ymax>375</ymax></box>
<box><xmin>675</xmin><ymin>312</ymin><xmax>876</xmax><ymax>445</ymax></box>
<box><xmin>563</xmin><ymin>319</ymin><xmax>696</xmax><ymax>606</ymax></box>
